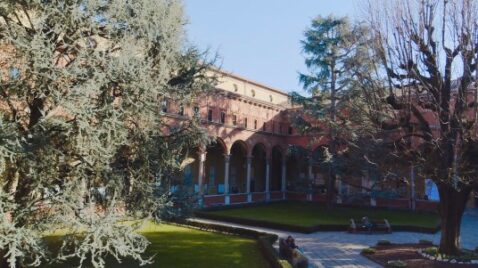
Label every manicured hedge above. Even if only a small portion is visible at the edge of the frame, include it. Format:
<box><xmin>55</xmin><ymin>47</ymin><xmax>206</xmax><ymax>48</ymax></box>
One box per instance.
<box><xmin>194</xmin><ymin>211</ymin><xmax>321</xmax><ymax>233</ymax></box>
<box><xmin>194</xmin><ymin>210</ymin><xmax>440</xmax><ymax>234</ymax></box>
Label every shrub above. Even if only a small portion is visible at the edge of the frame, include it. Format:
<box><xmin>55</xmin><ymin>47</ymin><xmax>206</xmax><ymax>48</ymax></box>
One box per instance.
<box><xmin>377</xmin><ymin>240</ymin><xmax>392</xmax><ymax>246</ymax></box>
<box><xmin>387</xmin><ymin>260</ymin><xmax>407</xmax><ymax>267</ymax></box>
<box><xmin>423</xmin><ymin>247</ymin><xmax>438</xmax><ymax>256</ymax></box>
<box><xmin>419</xmin><ymin>239</ymin><xmax>433</xmax><ymax>246</ymax></box>
<box><xmin>362</xmin><ymin>247</ymin><xmax>376</xmax><ymax>255</ymax></box>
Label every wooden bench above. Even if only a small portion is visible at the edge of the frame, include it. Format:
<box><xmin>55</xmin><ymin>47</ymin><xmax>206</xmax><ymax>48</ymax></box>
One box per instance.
<box><xmin>279</xmin><ymin>238</ymin><xmax>309</xmax><ymax>268</ymax></box>
<box><xmin>349</xmin><ymin>218</ymin><xmax>392</xmax><ymax>233</ymax></box>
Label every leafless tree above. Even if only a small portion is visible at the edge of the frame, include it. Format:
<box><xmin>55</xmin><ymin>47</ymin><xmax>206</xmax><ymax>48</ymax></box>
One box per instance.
<box><xmin>362</xmin><ymin>0</ymin><xmax>478</xmax><ymax>255</ymax></box>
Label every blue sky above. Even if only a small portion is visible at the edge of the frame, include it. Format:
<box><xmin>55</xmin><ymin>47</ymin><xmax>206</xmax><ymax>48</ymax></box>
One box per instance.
<box><xmin>184</xmin><ymin>0</ymin><xmax>361</xmax><ymax>93</ymax></box>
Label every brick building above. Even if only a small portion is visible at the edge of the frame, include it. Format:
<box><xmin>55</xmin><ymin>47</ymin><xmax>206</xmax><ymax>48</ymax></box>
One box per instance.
<box><xmin>164</xmin><ymin>70</ymin><xmax>445</xmax><ymax>208</ymax></box>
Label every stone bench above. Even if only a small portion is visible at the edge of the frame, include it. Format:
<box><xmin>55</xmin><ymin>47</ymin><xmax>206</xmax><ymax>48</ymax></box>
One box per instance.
<box><xmin>349</xmin><ymin>218</ymin><xmax>392</xmax><ymax>233</ymax></box>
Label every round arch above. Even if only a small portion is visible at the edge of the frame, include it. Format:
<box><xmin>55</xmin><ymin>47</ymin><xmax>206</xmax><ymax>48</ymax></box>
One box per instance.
<box><xmin>286</xmin><ymin>145</ymin><xmax>309</xmax><ymax>191</ymax></box>
<box><xmin>271</xmin><ymin>145</ymin><xmax>284</xmax><ymax>191</ymax></box>
<box><xmin>310</xmin><ymin>145</ymin><xmax>329</xmax><ymax>193</ymax></box>
<box><xmin>251</xmin><ymin>143</ymin><xmax>267</xmax><ymax>192</ymax></box>
<box><xmin>230</xmin><ymin>140</ymin><xmax>248</xmax><ymax>193</ymax></box>
<box><xmin>214</xmin><ymin>137</ymin><xmax>229</xmax><ymax>154</ymax></box>
<box><xmin>204</xmin><ymin>138</ymin><xmax>227</xmax><ymax>195</ymax></box>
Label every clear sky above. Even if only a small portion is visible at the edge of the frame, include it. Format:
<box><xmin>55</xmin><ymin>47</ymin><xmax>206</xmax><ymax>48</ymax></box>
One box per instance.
<box><xmin>183</xmin><ymin>0</ymin><xmax>362</xmax><ymax>93</ymax></box>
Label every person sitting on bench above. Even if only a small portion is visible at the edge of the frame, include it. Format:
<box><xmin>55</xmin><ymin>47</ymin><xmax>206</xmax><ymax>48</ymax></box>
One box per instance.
<box><xmin>361</xmin><ymin>216</ymin><xmax>374</xmax><ymax>232</ymax></box>
<box><xmin>286</xmin><ymin>236</ymin><xmax>298</xmax><ymax>250</ymax></box>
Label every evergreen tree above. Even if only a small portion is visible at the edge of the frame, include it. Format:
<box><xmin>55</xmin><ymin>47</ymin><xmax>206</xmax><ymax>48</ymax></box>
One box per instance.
<box><xmin>294</xmin><ymin>16</ymin><xmax>370</xmax><ymax>208</ymax></box>
<box><xmin>0</xmin><ymin>0</ymin><xmax>215</xmax><ymax>267</ymax></box>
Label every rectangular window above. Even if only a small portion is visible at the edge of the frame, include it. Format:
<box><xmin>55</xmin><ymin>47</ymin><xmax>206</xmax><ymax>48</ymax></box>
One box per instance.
<box><xmin>193</xmin><ymin>106</ymin><xmax>200</xmax><ymax>117</ymax></box>
<box><xmin>244</xmin><ymin>117</ymin><xmax>248</xmax><ymax>128</ymax></box>
<box><xmin>220</xmin><ymin>112</ymin><xmax>226</xmax><ymax>124</ymax></box>
<box><xmin>232</xmin><ymin>115</ymin><xmax>237</xmax><ymax>126</ymax></box>
<box><xmin>161</xmin><ymin>100</ymin><xmax>168</xmax><ymax>113</ymax></box>
<box><xmin>288</xmin><ymin>126</ymin><xmax>293</xmax><ymax>135</ymax></box>
<box><xmin>262</xmin><ymin>122</ymin><xmax>266</xmax><ymax>132</ymax></box>
<box><xmin>254</xmin><ymin>120</ymin><xmax>257</xmax><ymax>129</ymax></box>
<box><xmin>178</xmin><ymin>105</ymin><xmax>184</xmax><ymax>116</ymax></box>
<box><xmin>208</xmin><ymin>109</ymin><xmax>213</xmax><ymax>122</ymax></box>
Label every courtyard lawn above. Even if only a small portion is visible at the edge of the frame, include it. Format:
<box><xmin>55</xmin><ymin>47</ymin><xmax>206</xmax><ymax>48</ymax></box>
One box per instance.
<box><xmin>42</xmin><ymin>222</ymin><xmax>270</xmax><ymax>268</ymax></box>
<box><xmin>204</xmin><ymin>202</ymin><xmax>440</xmax><ymax>229</ymax></box>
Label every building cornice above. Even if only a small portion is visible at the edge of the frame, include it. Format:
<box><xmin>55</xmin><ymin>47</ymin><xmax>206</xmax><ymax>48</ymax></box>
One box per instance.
<box><xmin>213</xmin><ymin>69</ymin><xmax>290</xmax><ymax>97</ymax></box>
<box><xmin>213</xmin><ymin>88</ymin><xmax>290</xmax><ymax>111</ymax></box>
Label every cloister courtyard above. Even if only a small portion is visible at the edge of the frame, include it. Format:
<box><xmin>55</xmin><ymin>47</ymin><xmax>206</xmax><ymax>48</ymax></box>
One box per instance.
<box><xmin>31</xmin><ymin>202</ymin><xmax>477</xmax><ymax>268</ymax></box>
<box><xmin>3</xmin><ymin>0</ymin><xmax>478</xmax><ymax>268</ymax></box>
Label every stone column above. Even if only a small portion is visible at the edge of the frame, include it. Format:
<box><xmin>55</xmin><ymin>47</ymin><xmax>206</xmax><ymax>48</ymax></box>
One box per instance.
<box><xmin>246</xmin><ymin>156</ymin><xmax>252</xmax><ymax>203</ymax></box>
<box><xmin>224</xmin><ymin>154</ymin><xmax>231</xmax><ymax>205</ymax></box>
<box><xmin>361</xmin><ymin>177</ymin><xmax>367</xmax><ymax>194</ymax></box>
<box><xmin>410</xmin><ymin>165</ymin><xmax>416</xmax><ymax>210</ymax></box>
<box><xmin>281</xmin><ymin>155</ymin><xmax>287</xmax><ymax>200</ymax></box>
<box><xmin>265</xmin><ymin>158</ymin><xmax>271</xmax><ymax>201</ymax></box>
<box><xmin>197</xmin><ymin>149</ymin><xmax>207</xmax><ymax>207</ymax></box>
<box><xmin>307</xmin><ymin>157</ymin><xmax>313</xmax><ymax>201</ymax></box>
<box><xmin>336</xmin><ymin>179</ymin><xmax>342</xmax><ymax>204</ymax></box>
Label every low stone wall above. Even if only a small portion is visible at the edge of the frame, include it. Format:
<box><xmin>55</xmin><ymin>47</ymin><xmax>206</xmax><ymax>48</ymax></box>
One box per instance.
<box><xmin>376</xmin><ymin>198</ymin><xmax>411</xmax><ymax>209</ymax></box>
<box><xmin>270</xmin><ymin>191</ymin><xmax>284</xmax><ymax>200</ymax></box>
<box><xmin>202</xmin><ymin>192</ymin><xmax>439</xmax><ymax>213</ymax></box>
<box><xmin>312</xmin><ymin>193</ymin><xmax>326</xmax><ymax>202</ymax></box>
<box><xmin>416</xmin><ymin>200</ymin><xmax>439</xmax><ymax>211</ymax></box>
<box><xmin>252</xmin><ymin>192</ymin><xmax>266</xmax><ymax>202</ymax></box>
<box><xmin>230</xmin><ymin>194</ymin><xmax>248</xmax><ymax>204</ymax></box>
<box><xmin>286</xmin><ymin>192</ymin><xmax>307</xmax><ymax>201</ymax></box>
<box><xmin>204</xmin><ymin>195</ymin><xmax>225</xmax><ymax>207</ymax></box>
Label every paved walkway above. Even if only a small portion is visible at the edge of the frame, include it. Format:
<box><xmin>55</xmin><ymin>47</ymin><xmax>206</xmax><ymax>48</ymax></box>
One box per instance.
<box><xmin>191</xmin><ymin>209</ymin><xmax>478</xmax><ymax>268</ymax></box>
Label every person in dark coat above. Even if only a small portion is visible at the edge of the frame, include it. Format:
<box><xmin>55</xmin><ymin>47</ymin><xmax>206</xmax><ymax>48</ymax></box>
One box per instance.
<box><xmin>285</xmin><ymin>236</ymin><xmax>298</xmax><ymax>249</ymax></box>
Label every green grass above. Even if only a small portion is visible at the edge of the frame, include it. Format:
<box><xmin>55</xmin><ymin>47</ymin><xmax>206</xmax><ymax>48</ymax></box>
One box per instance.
<box><xmin>42</xmin><ymin>222</ymin><xmax>270</xmax><ymax>268</ymax></box>
<box><xmin>205</xmin><ymin>202</ymin><xmax>440</xmax><ymax>229</ymax></box>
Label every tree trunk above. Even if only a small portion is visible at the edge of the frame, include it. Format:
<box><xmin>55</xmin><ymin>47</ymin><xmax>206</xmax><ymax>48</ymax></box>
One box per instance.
<box><xmin>326</xmin><ymin>63</ymin><xmax>338</xmax><ymax>210</ymax></box>
<box><xmin>437</xmin><ymin>183</ymin><xmax>471</xmax><ymax>256</ymax></box>
<box><xmin>1</xmin><ymin>253</ymin><xmax>7</xmax><ymax>268</ymax></box>
<box><xmin>1</xmin><ymin>251</ymin><xmax>11</xmax><ymax>268</ymax></box>
<box><xmin>326</xmin><ymin>170</ymin><xmax>336</xmax><ymax>209</ymax></box>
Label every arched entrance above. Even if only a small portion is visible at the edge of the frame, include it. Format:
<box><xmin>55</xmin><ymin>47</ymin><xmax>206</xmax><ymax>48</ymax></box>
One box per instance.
<box><xmin>286</xmin><ymin>145</ymin><xmax>309</xmax><ymax>191</ymax></box>
<box><xmin>271</xmin><ymin>146</ymin><xmax>283</xmax><ymax>191</ymax></box>
<box><xmin>182</xmin><ymin>149</ymin><xmax>199</xmax><ymax>189</ymax></box>
<box><xmin>425</xmin><ymin>178</ymin><xmax>439</xmax><ymax>201</ymax></box>
<box><xmin>311</xmin><ymin>146</ymin><xmax>328</xmax><ymax>194</ymax></box>
<box><xmin>230</xmin><ymin>141</ymin><xmax>248</xmax><ymax>193</ymax></box>
<box><xmin>204</xmin><ymin>139</ymin><xmax>226</xmax><ymax>195</ymax></box>
<box><xmin>252</xmin><ymin>143</ymin><xmax>267</xmax><ymax>192</ymax></box>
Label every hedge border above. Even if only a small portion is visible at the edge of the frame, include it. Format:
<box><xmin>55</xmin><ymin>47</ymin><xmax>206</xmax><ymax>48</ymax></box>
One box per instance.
<box><xmin>194</xmin><ymin>202</ymin><xmax>441</xmax><ymax>234</ymax></box>
<box><xmin>168</xmin><ymin>219</ymin><xmax>290</xmax><ymax>268</ymax></box>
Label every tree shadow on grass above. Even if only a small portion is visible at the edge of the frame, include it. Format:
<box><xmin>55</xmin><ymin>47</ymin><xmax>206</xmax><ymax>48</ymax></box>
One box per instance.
<box><xmin>41</xmin><ymin>226</ymin><xmax>269</xmax><ymax>268</ymax></box>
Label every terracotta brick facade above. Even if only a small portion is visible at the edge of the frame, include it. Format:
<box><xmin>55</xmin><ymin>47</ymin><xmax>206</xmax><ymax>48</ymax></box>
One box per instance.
<box><xmin>166</xmin><ymin>71</ymin><xmax>444</xmax><ymax>210</ymax></box>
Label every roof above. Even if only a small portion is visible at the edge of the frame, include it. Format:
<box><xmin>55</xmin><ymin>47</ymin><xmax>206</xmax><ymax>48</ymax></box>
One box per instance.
<box><xmin>214</xmin><ymin>69</ymin><xmax>290</xmax><ymax>97</ymax></box>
